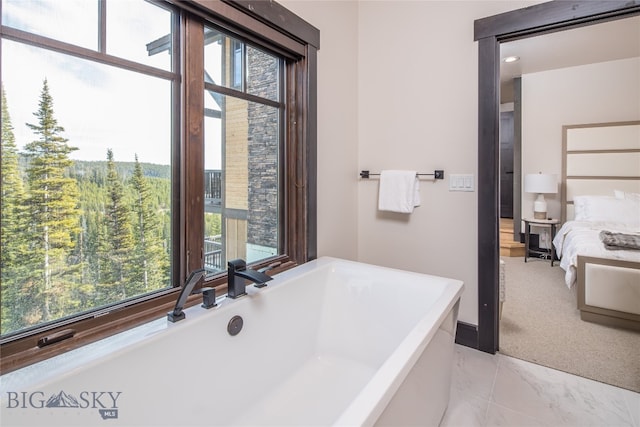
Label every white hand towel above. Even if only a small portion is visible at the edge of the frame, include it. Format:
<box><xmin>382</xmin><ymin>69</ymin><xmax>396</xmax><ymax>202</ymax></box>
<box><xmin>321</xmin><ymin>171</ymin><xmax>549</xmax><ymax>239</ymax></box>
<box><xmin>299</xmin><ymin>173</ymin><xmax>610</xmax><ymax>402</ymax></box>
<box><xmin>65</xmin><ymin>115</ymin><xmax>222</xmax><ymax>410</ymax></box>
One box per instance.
<box><xmin>378</xmin><ymin>170</ymin><xmax>420</xmax><ymax>213</ymax></box>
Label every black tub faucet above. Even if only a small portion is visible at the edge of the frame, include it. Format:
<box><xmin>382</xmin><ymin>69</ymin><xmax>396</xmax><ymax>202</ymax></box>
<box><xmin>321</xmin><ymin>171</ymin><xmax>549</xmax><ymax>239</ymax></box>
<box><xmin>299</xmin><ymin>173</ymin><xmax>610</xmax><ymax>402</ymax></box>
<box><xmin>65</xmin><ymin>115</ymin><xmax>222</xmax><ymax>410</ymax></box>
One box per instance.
<box><xmin>227</xmin><ymin>259</ymin><xmax>273</xmax><ymax>299</ymax></box>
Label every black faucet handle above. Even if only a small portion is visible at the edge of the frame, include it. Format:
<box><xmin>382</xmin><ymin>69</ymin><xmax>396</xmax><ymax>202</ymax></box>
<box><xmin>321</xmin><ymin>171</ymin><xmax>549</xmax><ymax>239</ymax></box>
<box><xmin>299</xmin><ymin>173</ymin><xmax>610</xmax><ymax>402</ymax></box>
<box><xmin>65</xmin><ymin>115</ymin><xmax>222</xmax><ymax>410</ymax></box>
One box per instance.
<box><xmin>194</xmin><ymin>287</ymin><xmax>217</xmax><ymax>309</ymax></box>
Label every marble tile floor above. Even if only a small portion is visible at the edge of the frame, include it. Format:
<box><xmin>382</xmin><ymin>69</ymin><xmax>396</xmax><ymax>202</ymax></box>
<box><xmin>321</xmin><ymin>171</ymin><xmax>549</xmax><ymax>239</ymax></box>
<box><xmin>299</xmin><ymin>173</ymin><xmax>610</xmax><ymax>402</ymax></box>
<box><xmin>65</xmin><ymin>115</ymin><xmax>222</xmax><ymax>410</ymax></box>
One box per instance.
<box><xmin>441</xmin><ymin>344</ymin><xmax>639</xmax><ymax>427</ymax></box>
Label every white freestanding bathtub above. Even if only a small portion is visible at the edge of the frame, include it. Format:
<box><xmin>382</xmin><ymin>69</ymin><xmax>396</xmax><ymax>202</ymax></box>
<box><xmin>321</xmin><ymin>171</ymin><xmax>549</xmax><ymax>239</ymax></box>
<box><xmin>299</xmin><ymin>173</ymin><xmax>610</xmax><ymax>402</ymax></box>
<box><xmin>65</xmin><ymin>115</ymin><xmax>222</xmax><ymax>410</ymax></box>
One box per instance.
<box><xmin>0</xmin><ymin>257</ymin><xmax>463</xmax><ymax>426</ymax></box>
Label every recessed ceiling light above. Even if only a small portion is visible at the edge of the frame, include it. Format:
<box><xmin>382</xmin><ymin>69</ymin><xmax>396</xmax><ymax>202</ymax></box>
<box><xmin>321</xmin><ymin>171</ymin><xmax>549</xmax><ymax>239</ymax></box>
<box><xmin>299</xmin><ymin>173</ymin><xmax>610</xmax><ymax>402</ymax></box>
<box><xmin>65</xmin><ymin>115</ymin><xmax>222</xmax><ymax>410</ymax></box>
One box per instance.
<box><xmin>503</xmin><ymin>56</ymin><xmax>520</xmax><ymax>63</ymax></box>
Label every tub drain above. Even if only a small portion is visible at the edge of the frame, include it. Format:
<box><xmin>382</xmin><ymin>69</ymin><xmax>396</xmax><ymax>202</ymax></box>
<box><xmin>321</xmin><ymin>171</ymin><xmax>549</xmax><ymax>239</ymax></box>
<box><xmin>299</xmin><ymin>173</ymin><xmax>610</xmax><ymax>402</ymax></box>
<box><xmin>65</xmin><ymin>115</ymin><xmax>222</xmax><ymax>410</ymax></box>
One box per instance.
<box><xmin>227</xmin><ymin>315</ymin><xmax>243</xmax><ymax>336</ymax></box>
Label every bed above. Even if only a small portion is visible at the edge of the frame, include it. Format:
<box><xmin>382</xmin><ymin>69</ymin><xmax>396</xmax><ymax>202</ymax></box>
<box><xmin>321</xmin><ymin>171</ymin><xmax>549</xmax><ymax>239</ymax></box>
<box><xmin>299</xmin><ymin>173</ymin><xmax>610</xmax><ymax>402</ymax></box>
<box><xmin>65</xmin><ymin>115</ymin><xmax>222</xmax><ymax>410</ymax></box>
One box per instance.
<box><xmin>552</xmin><ymin>121</ymin><xmax>640</xmax><ymax>331</ymax></box>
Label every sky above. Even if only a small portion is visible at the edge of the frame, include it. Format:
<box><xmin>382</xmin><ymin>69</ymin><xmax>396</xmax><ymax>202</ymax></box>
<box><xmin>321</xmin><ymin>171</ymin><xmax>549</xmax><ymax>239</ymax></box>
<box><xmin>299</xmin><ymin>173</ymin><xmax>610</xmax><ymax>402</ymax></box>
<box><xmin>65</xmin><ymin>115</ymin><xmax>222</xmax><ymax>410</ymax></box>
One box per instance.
<box><xmin>1</xmin><ymin>0</ymin><xmax>244</xmax><ymax>170</ymax></box>
<box><xmin>1</xmin><ymin>0</ymin><xmax>176</xmax><ymax>166</ymax></box>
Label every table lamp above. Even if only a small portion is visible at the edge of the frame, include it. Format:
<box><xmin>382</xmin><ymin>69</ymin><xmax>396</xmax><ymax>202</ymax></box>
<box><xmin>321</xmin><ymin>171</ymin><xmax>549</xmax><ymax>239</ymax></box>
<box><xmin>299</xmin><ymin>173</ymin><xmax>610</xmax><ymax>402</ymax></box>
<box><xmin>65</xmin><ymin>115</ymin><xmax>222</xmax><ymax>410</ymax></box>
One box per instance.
<box><xmin>524</xmin><ymin>173</ymin><xmax>557</xmax><ymax>219</ymax></box>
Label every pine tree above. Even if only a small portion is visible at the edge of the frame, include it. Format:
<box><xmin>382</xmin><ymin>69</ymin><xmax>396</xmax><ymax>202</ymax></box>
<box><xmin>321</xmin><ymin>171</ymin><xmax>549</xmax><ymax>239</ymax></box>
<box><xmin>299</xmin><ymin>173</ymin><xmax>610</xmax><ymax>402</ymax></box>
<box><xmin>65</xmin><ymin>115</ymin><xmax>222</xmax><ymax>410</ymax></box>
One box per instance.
<box><xmin>23</xmin><ymin>79</ymin><xmax>81</xmax><ymax>323</ymax></box>
<box><xmin>1</xmin><ymin>85</ymin><xmax>29</xmax><ymax>333</ymax></box>
<box><xmin>98</xmin><ymin>149</ymin><xmax>134</xmax><ymax>301</ymax></box>
<box><xmin>129</xmin><ymin>155</ymin><xmax>169</xmax><ymax>294</ymax></box>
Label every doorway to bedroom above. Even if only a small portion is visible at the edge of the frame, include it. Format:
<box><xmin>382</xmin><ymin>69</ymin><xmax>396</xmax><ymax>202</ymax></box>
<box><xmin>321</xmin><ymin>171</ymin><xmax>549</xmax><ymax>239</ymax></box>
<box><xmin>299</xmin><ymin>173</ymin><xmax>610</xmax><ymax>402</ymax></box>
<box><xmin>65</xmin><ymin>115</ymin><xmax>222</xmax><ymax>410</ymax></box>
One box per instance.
<box><xmin>496</xmin><ymin>16</ymin><xmax>640</xmax><ymax>393</ymax></box>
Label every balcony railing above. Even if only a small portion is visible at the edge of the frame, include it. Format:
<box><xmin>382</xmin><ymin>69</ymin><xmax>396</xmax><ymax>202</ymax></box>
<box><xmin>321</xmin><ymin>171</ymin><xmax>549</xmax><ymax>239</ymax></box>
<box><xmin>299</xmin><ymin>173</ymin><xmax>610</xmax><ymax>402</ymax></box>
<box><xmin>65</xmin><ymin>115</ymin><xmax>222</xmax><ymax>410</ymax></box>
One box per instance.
<box><xmin>205</xmin><ymin>169</ymin><xmax>222</xmax><ymax>207</ymax></box>
<box><xmin>204</xmin><ymin>235</ymin><xmax>223</xmax><ymax>273</ymax></box>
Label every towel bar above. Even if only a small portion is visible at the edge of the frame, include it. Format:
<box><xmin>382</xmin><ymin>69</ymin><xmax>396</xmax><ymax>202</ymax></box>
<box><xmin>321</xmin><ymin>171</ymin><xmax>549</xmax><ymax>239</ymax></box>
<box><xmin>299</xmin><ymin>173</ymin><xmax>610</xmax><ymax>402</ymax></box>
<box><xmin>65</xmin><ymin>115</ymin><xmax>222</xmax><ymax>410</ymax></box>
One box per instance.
<box><xmin>360</xmin><ymin>170</ymin><xmax>444</xmax><ymax>180</ymax></box>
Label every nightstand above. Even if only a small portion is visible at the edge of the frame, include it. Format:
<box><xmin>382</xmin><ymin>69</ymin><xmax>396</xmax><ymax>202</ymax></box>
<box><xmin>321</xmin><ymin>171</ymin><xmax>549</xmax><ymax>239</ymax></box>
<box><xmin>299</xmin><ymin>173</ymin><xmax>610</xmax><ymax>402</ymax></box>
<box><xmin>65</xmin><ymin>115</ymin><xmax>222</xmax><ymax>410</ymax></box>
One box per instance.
<box><xmin>523</xmin><ymin>218</ymin><xmax>560</xmax><ymax>266</ymax></box>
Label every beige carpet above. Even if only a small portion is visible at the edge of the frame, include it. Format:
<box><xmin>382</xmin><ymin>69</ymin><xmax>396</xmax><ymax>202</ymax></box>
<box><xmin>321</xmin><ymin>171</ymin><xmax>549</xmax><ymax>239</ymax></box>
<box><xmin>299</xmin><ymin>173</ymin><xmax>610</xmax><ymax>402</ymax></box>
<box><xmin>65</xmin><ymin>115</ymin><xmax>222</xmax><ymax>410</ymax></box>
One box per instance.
<box><xmin>499</xmin><ymin>256</ymin><xmax>640</xmax><ymax>393</ymax></box>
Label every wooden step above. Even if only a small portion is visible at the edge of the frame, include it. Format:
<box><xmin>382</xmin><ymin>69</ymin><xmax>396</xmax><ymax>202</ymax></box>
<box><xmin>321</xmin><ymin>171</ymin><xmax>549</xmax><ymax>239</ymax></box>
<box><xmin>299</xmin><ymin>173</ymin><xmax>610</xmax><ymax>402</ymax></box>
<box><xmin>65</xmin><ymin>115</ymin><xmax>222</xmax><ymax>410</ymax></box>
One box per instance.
<box><xmin>500</xmin><ymin>230</ymin><xmax>515</xmax><ymax>241</ymax></box>
<box><xmin>500</xmin><ymin>240</ymin><xmax>525</xmax><ymax>257</ymax></box>
<box><xmin>500</xmin><ymin>220</ymin><xmax>515</xmax><ymax>237</ymax></box>
<box><xmin>499</xmin><ymin>218</ymin><xmax>524</xmax><ymax>256</ymax></box>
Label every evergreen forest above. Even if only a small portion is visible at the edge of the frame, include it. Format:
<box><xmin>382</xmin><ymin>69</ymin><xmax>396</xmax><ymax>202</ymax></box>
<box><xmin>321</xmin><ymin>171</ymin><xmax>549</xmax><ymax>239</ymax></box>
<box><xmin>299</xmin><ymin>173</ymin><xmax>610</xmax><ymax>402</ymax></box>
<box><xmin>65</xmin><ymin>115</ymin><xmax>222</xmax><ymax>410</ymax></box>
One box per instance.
<box><xmin>1</xmin><ymin>80</ymin><xmax>172</xmax><ymax>335</ymax></box>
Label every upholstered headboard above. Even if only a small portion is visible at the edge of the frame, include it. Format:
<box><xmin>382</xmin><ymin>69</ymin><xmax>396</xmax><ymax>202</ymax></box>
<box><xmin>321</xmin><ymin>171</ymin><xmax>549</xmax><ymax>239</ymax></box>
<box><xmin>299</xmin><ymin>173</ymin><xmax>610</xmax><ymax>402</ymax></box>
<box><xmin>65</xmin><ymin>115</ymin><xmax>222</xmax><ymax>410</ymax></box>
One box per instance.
<box><xmin>562</xmin><ymin>121</ymin><xmax>640</xmax><ymax>222</ymax></box>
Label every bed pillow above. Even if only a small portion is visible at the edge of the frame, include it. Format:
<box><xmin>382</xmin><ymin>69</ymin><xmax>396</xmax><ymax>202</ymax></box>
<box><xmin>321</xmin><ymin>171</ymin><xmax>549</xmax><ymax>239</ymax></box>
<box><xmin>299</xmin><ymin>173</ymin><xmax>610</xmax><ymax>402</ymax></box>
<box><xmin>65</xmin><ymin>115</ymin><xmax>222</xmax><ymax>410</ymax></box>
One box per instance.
<box><xmin>614</xmin><ymin>190</ymin><xmax>640</xmax><ymax>202</ymax></box>
<box><xmin>573</xmin><ymin>195</ymin><xmax>640</xmax><ymax>228</ymax></box>
<box><xmin>573</xmin><ymin>195</ymin><xmax>612</xmax><ymax>221</ymax></box>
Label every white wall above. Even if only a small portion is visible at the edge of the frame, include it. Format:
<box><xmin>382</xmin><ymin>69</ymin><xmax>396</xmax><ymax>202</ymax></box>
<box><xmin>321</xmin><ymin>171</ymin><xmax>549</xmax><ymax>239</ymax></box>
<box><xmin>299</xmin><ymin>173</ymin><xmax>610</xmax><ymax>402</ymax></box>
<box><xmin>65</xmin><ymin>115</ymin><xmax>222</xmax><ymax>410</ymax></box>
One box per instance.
<box><xmin>356</xmin><ymin>0</ymin><xmax>541</xmax><ymax>325</ymax></box>
<box><xmin>280</xmin><ymin>0</ymin><xmax>543</xmax><ymax>326</ymax></box>
<box><xmin>521</xmin><ymin>57</ymin><xmax>640</xmax><ymax>225</ymax></box>
<box><xmin>279</xmin><ymin>0</ymin><xmax>360</xmax><ymax>261</ymax></box>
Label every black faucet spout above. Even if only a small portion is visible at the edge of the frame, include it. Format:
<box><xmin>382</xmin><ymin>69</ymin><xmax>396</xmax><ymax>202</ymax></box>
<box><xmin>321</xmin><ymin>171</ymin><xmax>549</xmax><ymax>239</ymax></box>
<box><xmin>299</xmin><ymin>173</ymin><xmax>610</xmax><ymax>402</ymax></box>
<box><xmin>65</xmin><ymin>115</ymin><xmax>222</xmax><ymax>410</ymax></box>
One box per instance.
<box><xmin>227</xmin><ymin>259</ymin><xmax>273</xmax><ymax>298</ymax></box>
<box><xmin>235</xmin><ymin>268</ymin><xmax>272</xmax><ymax>284</ymax></box>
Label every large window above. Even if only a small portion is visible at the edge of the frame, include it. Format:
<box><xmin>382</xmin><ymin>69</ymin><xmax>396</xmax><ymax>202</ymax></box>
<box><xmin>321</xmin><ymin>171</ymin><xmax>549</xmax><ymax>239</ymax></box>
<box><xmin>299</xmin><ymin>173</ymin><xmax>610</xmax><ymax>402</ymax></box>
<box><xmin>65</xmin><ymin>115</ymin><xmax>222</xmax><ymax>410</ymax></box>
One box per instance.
<box><xmin>1</xmin><ymin>0</ymin><xmax>318</xmax><ymax>372</ymax></box>
<box><xmin>1</xmin><ymin>0</ymin><xmax>176</xmax><ymax>336</ymax></box>
<box><xmin>203</xmin><ymin>27</ymin><xmax>282</xmax><ymax>274</ymax></box>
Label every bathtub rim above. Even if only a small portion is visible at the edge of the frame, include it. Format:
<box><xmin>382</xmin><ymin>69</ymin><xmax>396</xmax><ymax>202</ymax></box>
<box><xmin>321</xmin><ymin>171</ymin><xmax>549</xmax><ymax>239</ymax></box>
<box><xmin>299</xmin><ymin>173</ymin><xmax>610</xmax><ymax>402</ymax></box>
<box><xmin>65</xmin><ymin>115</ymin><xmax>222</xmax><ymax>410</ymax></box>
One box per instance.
<box><xmin>329</xmin><ymin>259</ymin><xmax>464</xmax><ymax>426</ymax></box>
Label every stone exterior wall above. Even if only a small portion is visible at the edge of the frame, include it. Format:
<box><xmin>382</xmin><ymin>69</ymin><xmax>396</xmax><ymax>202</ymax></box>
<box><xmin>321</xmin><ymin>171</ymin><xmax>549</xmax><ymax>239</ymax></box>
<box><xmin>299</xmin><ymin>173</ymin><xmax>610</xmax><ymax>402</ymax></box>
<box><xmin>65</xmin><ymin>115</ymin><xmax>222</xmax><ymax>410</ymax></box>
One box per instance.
<box><xmin>247</xmin><ymin>46</ymin><xmax>279</xmax><ymax>250</ymax></box>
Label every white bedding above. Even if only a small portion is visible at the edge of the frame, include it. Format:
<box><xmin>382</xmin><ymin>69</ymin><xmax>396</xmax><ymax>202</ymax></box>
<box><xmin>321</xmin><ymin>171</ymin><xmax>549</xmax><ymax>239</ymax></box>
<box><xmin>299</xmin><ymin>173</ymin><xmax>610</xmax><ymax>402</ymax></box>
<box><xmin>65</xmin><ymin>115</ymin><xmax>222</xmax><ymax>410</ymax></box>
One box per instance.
<box><xmin>552</xmin><ymin>220</ymin><xmax>640</xmax><ymax>288</ymax></box>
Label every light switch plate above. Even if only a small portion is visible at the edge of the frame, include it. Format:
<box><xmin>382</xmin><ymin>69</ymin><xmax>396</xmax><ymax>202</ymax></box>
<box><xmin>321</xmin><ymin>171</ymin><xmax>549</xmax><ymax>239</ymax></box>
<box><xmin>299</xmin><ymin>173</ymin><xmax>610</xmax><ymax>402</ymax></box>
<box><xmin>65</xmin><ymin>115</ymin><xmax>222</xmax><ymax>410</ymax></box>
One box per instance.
<box><xmin>449</xmin><ymin>174</ymin><xmax>474</xmax><ymax>192</ymax></box>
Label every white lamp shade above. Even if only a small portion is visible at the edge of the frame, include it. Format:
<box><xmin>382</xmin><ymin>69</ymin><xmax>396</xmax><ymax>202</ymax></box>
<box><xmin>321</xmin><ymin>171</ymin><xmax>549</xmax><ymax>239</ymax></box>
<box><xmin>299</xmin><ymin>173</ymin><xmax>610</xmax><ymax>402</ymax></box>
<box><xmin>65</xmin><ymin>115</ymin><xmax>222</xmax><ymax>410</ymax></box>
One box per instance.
<box><xmin>524</xmin><ymin>173</ymin><xmax>557</xmax><ymax>194</ymax></box>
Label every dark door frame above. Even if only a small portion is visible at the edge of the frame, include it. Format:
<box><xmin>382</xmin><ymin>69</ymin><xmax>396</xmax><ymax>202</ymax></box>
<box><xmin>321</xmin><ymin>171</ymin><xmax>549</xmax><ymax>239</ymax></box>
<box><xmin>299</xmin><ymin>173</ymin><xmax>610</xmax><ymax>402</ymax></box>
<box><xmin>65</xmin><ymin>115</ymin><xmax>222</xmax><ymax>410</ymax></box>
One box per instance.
<box><xmin>474</xmin><ymin>0</ymin><xmax>640</xmax><ymax>353</ymax></box>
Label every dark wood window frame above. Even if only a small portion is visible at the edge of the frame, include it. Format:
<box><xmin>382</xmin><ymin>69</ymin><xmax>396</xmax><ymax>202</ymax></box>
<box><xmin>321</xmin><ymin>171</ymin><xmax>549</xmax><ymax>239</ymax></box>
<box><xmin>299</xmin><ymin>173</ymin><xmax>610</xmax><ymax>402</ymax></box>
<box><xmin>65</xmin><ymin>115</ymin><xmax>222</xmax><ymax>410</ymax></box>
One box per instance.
<box><xmin>0</xmin><ymin>0</ymin><xmax>319</xmax><ymax>374</ymax></box>
<box><xmin>473</xmin><ymin>0</ymin><xmax>640</xmax><ymax>353</ymax></box>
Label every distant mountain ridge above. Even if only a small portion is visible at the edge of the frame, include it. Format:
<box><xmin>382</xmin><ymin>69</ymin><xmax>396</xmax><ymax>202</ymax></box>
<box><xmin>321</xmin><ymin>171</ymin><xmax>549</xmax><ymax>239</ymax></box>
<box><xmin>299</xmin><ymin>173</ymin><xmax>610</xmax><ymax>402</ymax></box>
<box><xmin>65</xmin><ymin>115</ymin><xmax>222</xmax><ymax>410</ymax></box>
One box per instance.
<box><xmin>71</xmin><ymin>159</ymin><xmax>171</xmax><ymax>180</ymax></box>
<box><xmin>17</xmin><ymin>154</ymin><xmax>171</xmax><ymax>181</ymax></box>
